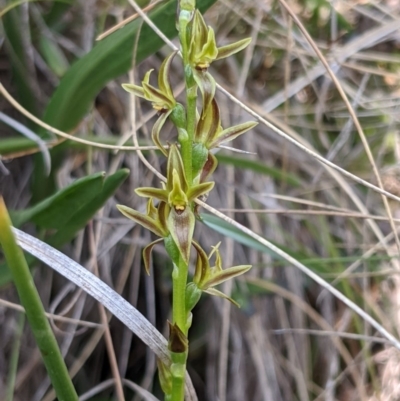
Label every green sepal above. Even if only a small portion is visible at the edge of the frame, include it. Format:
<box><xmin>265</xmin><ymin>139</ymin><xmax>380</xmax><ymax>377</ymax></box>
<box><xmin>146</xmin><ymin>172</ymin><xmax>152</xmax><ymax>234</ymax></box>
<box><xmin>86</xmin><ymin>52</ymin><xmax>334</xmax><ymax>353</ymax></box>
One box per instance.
<box><xmin>168</xmin><ymin>169</ymin><xmax>189</xmax><ymax>208</ymax></box>
<box><xmin>157</xmin><ymin>358</ymin><xmax>172</xmax><ymax>396</ymax></box>
<box><xmin>167</xmin><ymin>206</ymin><xmax>195</xmax><ymax>264</ymax></box>
<box><xmin>167</xmin><ymin>145</ymin><xmax>188</xmax><ymax>194</ymax></box>
<box><xmin>116</xmin><ymin>204</ymin><xmax>166</xmax><ymax>237</ymax></box>
<box><xmin>143</xmin><ymin>238</ymin><xmax>163</xmax><ymax>275</ymax></box>
<box><xmin>122</xmin><ymin>83</ymin><xmax>145</xmax><ymax>97</ymax></box>
<box><xmin>186</xmin><ymin>181</ymin><xmax>214</xmax><ymax>202</ymax></box>
<box><xmin>204</xmin><ymin>264</ymin><xmax>251</xmax><ymax>288</ymax></box>
<box><xmin>135</xmin><ymin>187</ymin><xmax>169</xmax><ymax>203</ymax></box>
<box><xmin>210</xmin><ymin>121</ymin><xmax>258</xmax><ymax>148</ymax></box>
<box><xmin>192</xmin><ymin>142</ymin><xmax>209</xmax><ymax>180</ymax></box>
<box><xmin>185</xmin><ymin>282</ymin><xmax>202</xmax><ymax>315</ymax></box>
<box><xmin>216</xmin><ymin>37</ymin><xmax>252</xmax><ymax>60</ymax></box>
<box><xmin>196</xmin><ymin>27</ymin><xmax>218</xmax><ymax>68</ymax></box>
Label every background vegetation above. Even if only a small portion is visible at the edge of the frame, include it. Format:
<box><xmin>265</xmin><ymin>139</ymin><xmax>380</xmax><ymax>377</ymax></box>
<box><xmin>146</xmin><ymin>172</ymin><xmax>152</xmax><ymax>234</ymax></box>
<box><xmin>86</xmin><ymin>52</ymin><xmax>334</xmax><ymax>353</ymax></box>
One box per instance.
<box><xmin>1</xmin><ymin>0</ymin><xmax>400</xmax><ymax>400</ymax></box>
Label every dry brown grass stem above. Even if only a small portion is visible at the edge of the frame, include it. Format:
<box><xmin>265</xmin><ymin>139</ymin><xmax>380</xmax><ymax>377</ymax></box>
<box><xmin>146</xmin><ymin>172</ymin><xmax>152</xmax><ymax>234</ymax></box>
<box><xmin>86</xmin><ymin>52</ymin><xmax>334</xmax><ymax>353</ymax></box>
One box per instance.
<box><xmin>218</xmin><ymin>208</ymin><xmax>400</xmax><ymax>222</ymax></box>
<box><xmin>197</xmin><ymin>199</ymin><xmax>400</xmax><ymax>350</ymax></box>
<box><xmin>0</xmin><ymin>298</ymin><xmax>102</xmax><ymax>328</ymax></box>
<box><xmin>277</xmin><ymin>0</ymin><xmax>400</xmax><ymax>256</ymax></box>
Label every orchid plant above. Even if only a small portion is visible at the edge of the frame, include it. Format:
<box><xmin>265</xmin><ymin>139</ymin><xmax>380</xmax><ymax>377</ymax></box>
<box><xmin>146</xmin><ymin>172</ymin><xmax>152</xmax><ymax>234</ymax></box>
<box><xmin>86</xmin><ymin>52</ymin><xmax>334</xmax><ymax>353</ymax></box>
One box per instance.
<box><xmin>118</xmin><ymin>1</ymin><xmax>257</xmax><ymax>399</ymax></box>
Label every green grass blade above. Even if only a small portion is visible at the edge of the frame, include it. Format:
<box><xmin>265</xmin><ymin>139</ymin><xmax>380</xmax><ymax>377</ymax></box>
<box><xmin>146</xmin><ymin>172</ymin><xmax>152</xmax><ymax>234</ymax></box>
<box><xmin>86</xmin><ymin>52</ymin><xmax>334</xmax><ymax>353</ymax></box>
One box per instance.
<box><xmin>11</xmin><ymin>172</ymin><xmax>106</xmax><ymax>228</ymax></box>
<box><xmin>0</xmin><ymin>198</ymin><xmax>78</xmax><ymax>401</ymax></box>
<box><xmin>50</xmin><ymin>168</ymin><xmax>129</xmax><ymax>247</ymax></box>
<box><xmin>42</xmin><ymin>0</ymin><xmax>218</xmax><ymax>132</ymax></box>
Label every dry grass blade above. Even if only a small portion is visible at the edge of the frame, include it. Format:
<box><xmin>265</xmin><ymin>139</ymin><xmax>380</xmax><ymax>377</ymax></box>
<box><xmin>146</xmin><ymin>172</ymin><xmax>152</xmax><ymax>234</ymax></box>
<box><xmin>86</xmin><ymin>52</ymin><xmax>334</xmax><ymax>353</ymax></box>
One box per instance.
<box><xmin>197</xmin><ymin>199</ymin><xmax>400</xmax><ymax>350</ymax></box>
<box><xmin>12</xmin><ymin>227</ymin><xmax>198</xmax><ymax>401</ymax></box>
<box><xmin>277</xmin><ymin>0</ymin><xmax>400</xmax><ymax>258</ymax></box>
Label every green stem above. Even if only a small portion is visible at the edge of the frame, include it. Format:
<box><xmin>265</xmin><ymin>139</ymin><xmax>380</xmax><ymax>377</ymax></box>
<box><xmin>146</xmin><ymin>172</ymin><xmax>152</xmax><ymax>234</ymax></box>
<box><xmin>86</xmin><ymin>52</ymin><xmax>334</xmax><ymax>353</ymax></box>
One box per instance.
<box><xmin>0</xmin><ymin>198</ymin><xmax>79</xmax><ymax>401</ymax></box>
<box><xmin>6</xmin><ymin>313</ymin><xmax>24</xmax><ymax>401</ymax></box>
<box><xmin>170</xmin><ymin>352</ymin><xmax>187</xmax><ymax>401</ymax></box>
<box><xmin>172</xmin><ymin>257</ymin><xmax>188</xmax><ymax>334</ymax></box>
<box><xmin>170</xmin><ymin>256</ymin><xmax>189</xmax><ymax>401</ymax></box>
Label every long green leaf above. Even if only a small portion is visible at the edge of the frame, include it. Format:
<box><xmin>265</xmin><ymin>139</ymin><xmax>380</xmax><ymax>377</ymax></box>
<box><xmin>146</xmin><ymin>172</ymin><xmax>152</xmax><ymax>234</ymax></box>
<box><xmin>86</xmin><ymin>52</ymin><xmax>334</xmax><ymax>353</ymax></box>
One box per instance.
<box><xmin>0</xmin><ymin>198</ymin><xmax>79</xmax><ymax>401</ymax></box>
<box><xmin>42</xmin><ymin>0</ymin><xmax>217</xmax><ymax>132</ymax></box>
<box><xmin>50</xmin><ymin>168</ymin><xmax>129</xmax><ymax>246</ymax></box>
<box><xmin>11</xmin><ymin>172</ymin><xmax>106</xmax><ymax>228</ymax></box>
<box><xmin>199</xmin><ymin>213</ymin><xmax>327</xmax><ymax>272</ymax></box>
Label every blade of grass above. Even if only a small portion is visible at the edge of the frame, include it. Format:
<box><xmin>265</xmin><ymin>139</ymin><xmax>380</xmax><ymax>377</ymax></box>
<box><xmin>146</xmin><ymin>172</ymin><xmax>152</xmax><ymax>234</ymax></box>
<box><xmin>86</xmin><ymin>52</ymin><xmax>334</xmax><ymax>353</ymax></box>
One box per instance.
<box><xmin>198</xmin><ymin>199</ymin><xmax>400</xmax><ymax>350</ymax></box>
<box><xmin>12</xmin><ymin>226</ymin><xmax>198</xmax><ymax>401</ymax></box>
<box><xmin>0</xmin><ymin>198</ymin><xmax>78</xmax><ymax>401</ymax></box>
<box><xmin>5</xmin><ymin>314</ymin><xmax>25</xmax><ymax>401</ymax></box>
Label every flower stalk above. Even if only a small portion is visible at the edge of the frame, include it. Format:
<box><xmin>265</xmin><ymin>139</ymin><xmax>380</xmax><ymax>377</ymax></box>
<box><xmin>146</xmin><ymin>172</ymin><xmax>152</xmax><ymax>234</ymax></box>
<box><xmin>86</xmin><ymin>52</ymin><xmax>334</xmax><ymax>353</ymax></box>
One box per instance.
<box><xmin>118</xmin><ymin>1</ymin><xmax>257</xmax><ymax>399</ymax></box>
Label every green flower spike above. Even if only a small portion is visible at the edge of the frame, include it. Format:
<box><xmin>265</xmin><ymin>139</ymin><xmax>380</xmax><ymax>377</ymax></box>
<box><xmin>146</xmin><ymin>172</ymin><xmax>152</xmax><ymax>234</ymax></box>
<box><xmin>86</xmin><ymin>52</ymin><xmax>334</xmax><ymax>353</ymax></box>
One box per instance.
<box><xmin>192</xmin><ymin>241</ymin><xmax>251</xmax><ymax>306</ymax></box>
<box><xmin>117</xmin><ymin>199</ymin><xmax>169</xmax><ymax>275</ymax></box>
<box><xmin>122</xmin><ymin>51</ymin><xmax>186</xmax><ymax>156</ymax></box>
<box><xmin>136</xmin><ymin>145</ymin><xmax>214</xmax><ymax>264</ymax></box>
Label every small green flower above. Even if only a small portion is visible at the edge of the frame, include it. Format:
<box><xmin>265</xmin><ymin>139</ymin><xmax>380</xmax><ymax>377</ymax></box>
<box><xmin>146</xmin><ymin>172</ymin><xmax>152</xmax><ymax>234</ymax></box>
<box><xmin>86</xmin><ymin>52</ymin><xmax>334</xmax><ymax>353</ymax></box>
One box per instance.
<box><xmin>188</xmin><ymin>10</ymin><xmax>252</xmax><ymax>71</ymax></box>
<box><xmin>187</xmin><ymin>10</ymin><xmax>252</xmax><ymax>113</ymax></box>
<box><xmin>122</xmin><ymin>51</ymin><xmax>177</xmax><ymax>111</ymax></box>
<box><xmin>122</xmin><ymin>51</ymin><xmax>186</xmax><ymax>156</ymax></box>
<box><xmin>135</xmin><ymin>145</ymin><xmax>214</xmax><ymax>263</ymax></box>
<box><xmin>191</xmin><ymin>98</ymin><xmax>258</xmax><ymax>180</ymax></box>
<box><xmin>191</xmin><ymin>241</ymin><xmax>251</xmax><ymax>306</ymax></box>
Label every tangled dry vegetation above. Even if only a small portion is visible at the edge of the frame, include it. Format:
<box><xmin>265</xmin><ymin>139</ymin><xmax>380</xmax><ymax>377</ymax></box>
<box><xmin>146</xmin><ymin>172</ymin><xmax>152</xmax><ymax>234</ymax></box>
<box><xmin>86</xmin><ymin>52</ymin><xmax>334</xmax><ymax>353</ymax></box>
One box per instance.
<box><xmin>2</xmin><ymin>0</ymin><xmax>400</xmax><ymax>400</ymax></box>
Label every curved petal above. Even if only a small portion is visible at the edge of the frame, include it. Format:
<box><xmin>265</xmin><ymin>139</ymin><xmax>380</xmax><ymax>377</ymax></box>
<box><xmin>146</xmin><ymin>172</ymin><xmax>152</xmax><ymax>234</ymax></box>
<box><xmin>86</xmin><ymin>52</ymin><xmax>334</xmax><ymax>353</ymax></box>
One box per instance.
<box><xmin>193</xmin><ymin>70</ymin><xmax>216</xmax><ymax>116</ymax></box>
<box><xmin>158</xmin><ymin>51</ymin><xmax>177</xmax><ymax>101</ymax></box>
<box><xmin>192</xmin><ymin>240</ymin><xmax>210</xmax><ymax>285</ymax></box>
<box><xmin>204</xmin><ymin>288</ymin><xmax>240</xmax><ymax>307</ymax></box>
<box><xmin>152</xmin><ymin>111</ymin><xmax>171</xmax><ymax>156</ymax></box>
<box><xmin>143</xmin><ymin>238</ymin><xmax>164</xmax><ymax>275</ymax></box>
<box><xmin>195</xmin><ymin>97</ymin><xmax>220</xmax><ymax>145</ymax></box>
<box><xmin>200</xmin><ymin>152</ymin><xmax>218</xmax><ymax>182</ymax></box>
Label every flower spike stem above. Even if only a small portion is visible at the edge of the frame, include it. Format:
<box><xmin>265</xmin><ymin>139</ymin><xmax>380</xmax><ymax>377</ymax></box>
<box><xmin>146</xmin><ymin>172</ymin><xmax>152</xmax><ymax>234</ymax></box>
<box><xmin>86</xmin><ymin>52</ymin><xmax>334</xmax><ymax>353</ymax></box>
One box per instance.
<box><xmin>118</xmin><ymin>1</ymin><xmax>255</xmax><ymax>399</ymax></box>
